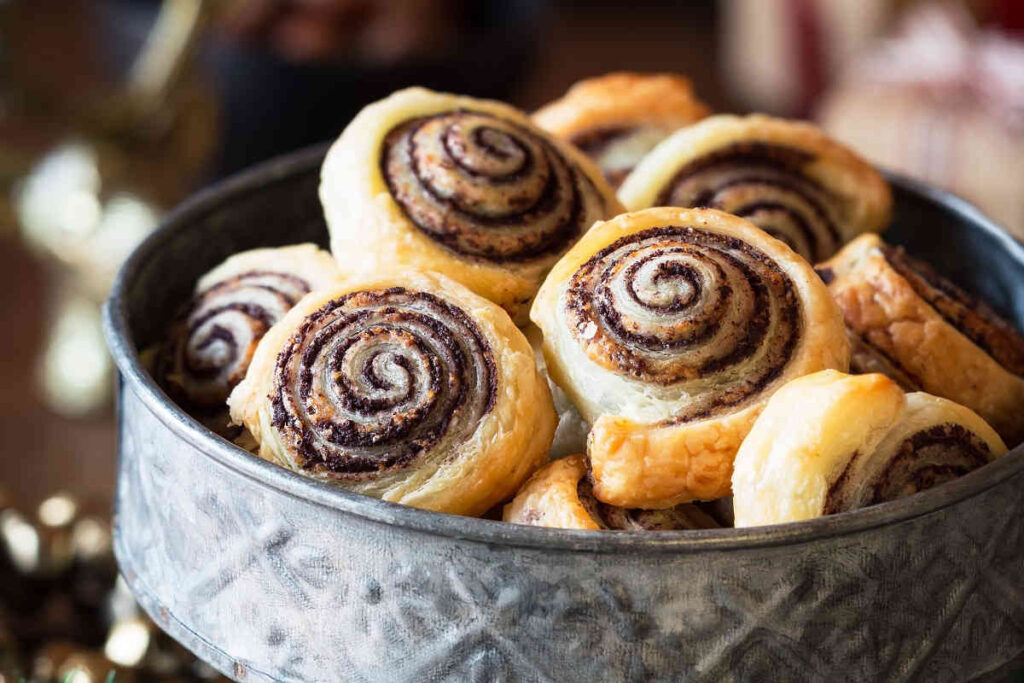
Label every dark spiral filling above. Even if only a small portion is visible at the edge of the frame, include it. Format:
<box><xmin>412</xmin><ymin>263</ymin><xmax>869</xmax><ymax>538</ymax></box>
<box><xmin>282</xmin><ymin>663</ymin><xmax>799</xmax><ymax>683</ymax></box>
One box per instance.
<box><xmin>883</xmin><ymin>245</ymin><xmax>1024</xmax><ymax>377</ymax></box>
<box><xmin>270</xmin><ymin>288</ymin><xmax>497</xmax><ymax>477</ymax></box>
<box><xmin>161</xmin><ymin>270</ymin><xmax>311</xmax><ymax>408</ymax></box>
<box><xmin>381</xmin><ymin>110</ymin><xmax>605</xmax><ymax>262</ymax></box>
<box><xmin>563</xmin><ymin>225</ymin><xmax>802</xmax><ymax>423</ymax></box>
<box><xmin>576</xmin><ymin>478</ymin><xmax>717</xmax><ymax>530</ymax></box>
<box><xmin>570</xmin><ymin>125</ymin><xmax>637</xmax><ymax>158</ymax></box>
<box><xmin>569</xmin><ymin>124</ymin><xmax>656</xmax><ymax>188</ymax></box>
<box><xmin>824</xmin><ymin>423</ymin><xmax>991</xmax><ymax>514</ymax></box>
<box><xmin>655</xmin><ymin>142</ymin><xmax>841</xmax><ymax>262</ymax></box>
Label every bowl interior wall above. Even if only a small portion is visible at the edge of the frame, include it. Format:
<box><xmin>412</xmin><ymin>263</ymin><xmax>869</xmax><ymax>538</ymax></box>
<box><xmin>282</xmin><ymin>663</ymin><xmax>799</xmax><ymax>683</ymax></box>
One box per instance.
<box><xmin>122</xmin><ymin>154</ymin><xmax>1024</xmax><ymax>354</ymax></box>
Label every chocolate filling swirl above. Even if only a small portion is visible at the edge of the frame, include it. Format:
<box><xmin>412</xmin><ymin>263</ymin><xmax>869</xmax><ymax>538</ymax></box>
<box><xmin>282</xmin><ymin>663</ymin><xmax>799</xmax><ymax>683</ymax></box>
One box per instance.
<box><xmin>161</xmin><ymin>271</ymin><xmax>311</xmax><ymax>408</ymax></box>
<box><xmin>883</xmin><ymin>245</ymin><xmax>1024</xmax><ymax>377</ymax></box>
<box><xmin>570</xmin><ymin>124</ymin><xmax>667</xmax><ymax>188</ymax></box>
<box><xmin>824</xmin><ymin>423</ymin><xmax>991</xmax><ymax>514</ymax></box>
<box><xmin>563</xmin><ymin>225</ymin><xmax>802</xmax><ymax>423</ymax></box>
<box><xmin>655</xmin><ymin>143</ymin><xmax>841</xmax><ymax>262</ymax></box>
<box><xmin>381</xmin><ymin>110</ymin><xmax>605</xmax><ymax>262</ymax></box>
<box><xmin>570</xmin><ymin>125</ymin><xmax>638</xmax><ymax>158</ymax></box>
<box><xmin>269</xmin><ymin>288</ymin><xmax>497</xmax><ymax>477</ymax></box>
<box><xmin>576</xmin><ymin>478</ymin><xmax>717</xmax><ymax>531</ymax></box>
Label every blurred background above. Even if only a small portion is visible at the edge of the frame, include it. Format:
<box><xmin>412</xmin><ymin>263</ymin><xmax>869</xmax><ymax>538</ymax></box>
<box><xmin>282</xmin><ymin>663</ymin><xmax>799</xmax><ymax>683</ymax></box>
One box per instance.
<box><xmin>0</xmin><ymin>0</ymin><xmax>1022</xmax><ymax>680</ymax></box>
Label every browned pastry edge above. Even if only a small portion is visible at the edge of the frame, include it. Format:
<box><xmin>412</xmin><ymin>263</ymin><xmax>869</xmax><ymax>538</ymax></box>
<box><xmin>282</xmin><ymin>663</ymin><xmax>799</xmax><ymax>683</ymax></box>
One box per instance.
<box><xmin>882</xmin><ymin>244</ymin><xmax>1024</xmax><ymax>376</ymax></box>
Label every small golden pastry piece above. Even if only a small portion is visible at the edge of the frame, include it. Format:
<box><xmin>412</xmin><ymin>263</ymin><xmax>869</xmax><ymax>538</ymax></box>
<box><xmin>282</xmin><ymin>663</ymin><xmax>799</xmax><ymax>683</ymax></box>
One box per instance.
<box><xmin>732</xmin><ymin>370</ymin><xmax>1007</xmax><ymax>527</ymax></box>
<box><xmin>531</xmin><ymin>206</ymin><xmax>849</xmax><ymax>509</ymax></box>
<box><xmin>228</xmin><ymin>270</ymin><xmax>556</xmax><ymax>516</ymax></box>
<box><xmin>320</xmin><ymin>87</ymin><xmax>622</xmax><ymax>325</ymax></box>
<box><xmin>817</xmin><ymin>234</ymin><xmax>1024</xmax><ymax>446</ymax></box>
<box><xmin>503</xmin><ymin>455</ymin><xmax>718</xmax><ymax>531</ymax></box>
<box><xmin>158</xmin><ymin>244</ymin><xmax>343</xmax><ymax>436</ymax></box>
<box><xmin>533</xmin><ymin>72</ymin><xmax>711</xmax><ymax>188</ymax></box>
<box><xmin>619</xmin><ymin>114</ymin><xmax>892</xmax><ymax>263</ymax></box>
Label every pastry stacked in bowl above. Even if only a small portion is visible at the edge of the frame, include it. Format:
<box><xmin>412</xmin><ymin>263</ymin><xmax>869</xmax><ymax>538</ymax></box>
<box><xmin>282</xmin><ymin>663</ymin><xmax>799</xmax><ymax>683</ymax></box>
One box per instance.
<box><xmin>154</xmin><ymin>73</ymin><xmax>1023</xmax><ymax>531</ymax></box>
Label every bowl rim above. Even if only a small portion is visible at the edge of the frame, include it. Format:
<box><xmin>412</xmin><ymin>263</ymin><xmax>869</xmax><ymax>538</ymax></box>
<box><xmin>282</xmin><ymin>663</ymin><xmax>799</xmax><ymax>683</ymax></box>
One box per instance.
<box><xmin>103</xmin><ymin>142</ymin><xmax>1024</xmax><ymax>554</ymax></box>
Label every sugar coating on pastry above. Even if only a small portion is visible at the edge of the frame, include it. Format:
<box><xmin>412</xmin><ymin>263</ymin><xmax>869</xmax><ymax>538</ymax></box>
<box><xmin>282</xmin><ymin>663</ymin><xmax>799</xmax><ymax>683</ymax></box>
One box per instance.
<box><xmin>531</xmin><ymin>206</ymin><xmax>850</xmax><ymax>508</ymax></box>
<box><xmin>732</xmin><ymin>370</ymin><xmax>1007</xmax><ymax>527</ymax></box>
<box><xmin>503</xmin><ymin>455</ymin><xmax>718</xmax><ymax>531</ymax></box>
<box><xmin>619</xmin><ymin>114</ymin><xmax>891</xmax><ymax>263</ymax></box>
<box><xmin>533</xmin><ymin>72</ymin><xmax>710</xmax><ymax>188</ymax></box>
<box><xmin>818</xmin><ymin>233</ymin><xmax>1024</xmax><ymax>446</ymax></box>
<box><xmin>320</xmin><ymin>87</ymin><xmax>622</xmax><ymax>325</ymax></box>
<box><xmin>158</xmin><ymin>243</ymin><xmax>343</xmax><ymax>430</ymax></box>
<box><xmin>228</xmin><ymin>269</ymin><xmax>556</xmax><ymax>516</ymax></box>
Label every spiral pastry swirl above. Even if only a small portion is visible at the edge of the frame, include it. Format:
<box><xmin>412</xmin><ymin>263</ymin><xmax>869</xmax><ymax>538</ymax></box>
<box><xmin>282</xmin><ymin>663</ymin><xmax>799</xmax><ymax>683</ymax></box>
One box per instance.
<box><xmin>654</xmin><ymin>144</ymin><xmax>841</xmax><ymax>262</ymax></box>
<box><xmin>166</xmin><ymin>272</ymin><xmax>308</xmax><ymax>403</ymax></box>
<box><xmin>532</xmin><ymin>72</ymin><xmax>711</xmax><ymax>188</ymax></box>
<box><xmin>382</xmin><ymin>111</ymin><xmax>599</xmax><ymax>262</ymax></box>
<box><xmin>819</xmin><ymin>234</ymin><xmax>1024</xmax><ymax>446</ymax></box>
<box><xmin>531</xmin><ymin>207</ymin><xmax>849</xmax><ymax>508</ymax></box>
<box><xmin>563</xmin><ymin>225</ymin><xmax>800</xmax><ymax>419</ymax></box>
<box><xmin>271</xmin><ymin>287</ymin><xmax>496</xmax><ymax>474</ymax></box>
<box><xmin>229</xmin><ymin>271</ymin><xmax>556</xmax><ymax>515</ymax></box>
<box><xmin>321</xmin><ymin>88</ymin><xmax>621</xmax><ymax>324</ymax></box>
<box><xmin>159</xmin><ymin>244</ymin><xmax>341</xmax><ymax>435</ymax></box>
<box><xmin>825</xmin><ymin>422</ymin><xmax>993</xmax><ymax>514</ymax></box>
<box><xmin>503</xmin><ymin>455</ymin><xmax>719</xmax><ymax>531</ymax></box>
<box><xmin>732</xmin><ymin>371</ymin><xmax>1007</xmax><ymax>527</ymax></box>
<box><xmin>619</xmin><ymin>114</ymin><xmax>891</xmax><ymax>263</ymax></box>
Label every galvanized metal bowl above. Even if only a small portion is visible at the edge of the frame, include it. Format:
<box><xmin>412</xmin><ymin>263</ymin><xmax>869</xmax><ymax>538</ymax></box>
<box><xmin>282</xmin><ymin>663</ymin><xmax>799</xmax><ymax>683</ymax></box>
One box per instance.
<box><xmin>103</xmin><ymin>145</ymin><xmax>1024</xmax><ymax>683</ymax></box>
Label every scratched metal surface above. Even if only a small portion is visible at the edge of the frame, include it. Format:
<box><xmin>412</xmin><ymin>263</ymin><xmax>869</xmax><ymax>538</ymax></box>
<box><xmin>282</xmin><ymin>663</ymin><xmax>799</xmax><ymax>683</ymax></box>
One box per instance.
<box><xmin>104</xmin><ymin>147</ymin><xmax>1024</xmax><ymax>682</ymax></box>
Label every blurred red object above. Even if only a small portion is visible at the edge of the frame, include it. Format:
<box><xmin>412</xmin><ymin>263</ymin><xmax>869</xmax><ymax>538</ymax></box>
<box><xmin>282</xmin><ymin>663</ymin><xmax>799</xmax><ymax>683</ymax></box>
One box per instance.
<box><xmin>818</xmin><ymin>2</ymin><xmax>1024</xmax><ymax>240</ymax></box>
<box><xmin>721</xmin><ymin>0</ymin><xmax>893</xmax><ymax>116</ymax></box>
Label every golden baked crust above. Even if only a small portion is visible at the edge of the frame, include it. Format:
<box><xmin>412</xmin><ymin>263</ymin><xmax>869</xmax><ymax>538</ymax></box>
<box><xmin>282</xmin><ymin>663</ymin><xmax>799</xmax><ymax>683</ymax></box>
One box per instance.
<box><xmin>503</xmin><ymin>455</ymin><xmax>600</xmax><ymax>530</ymax></box>
<box><xmin>533</xmin><ymin>72</ymin><xmax>711</xmax><ymax>187</ymax></box>
<box><xmin>818</xmin><ymin>233</ymin><xmax>1024</xmax><ymax>446</ymax></box>
<box><xmin>320</xmin><ymin>87</ymin><xmax>622</xmax><ymax>325</ymax></box>
<box><xmin>534</xmin><ymin>72</ymin><xmax>710</xmax><ymax>138</ymax></box>
<box><xmin>618</xmin><ymin>114</ymin><xmax>892</xmax><ymax>262</ymax></box>
<box><xmin>228</xmin><ymin>270</ymin><xmax>556</xmax><ymax>516</ymax></box>
<box><xmin>732</xmin><ymin>370</ymin><xmax>1007</xmax><ymax>527</ymax></box>
<box><xmin>530</xmin><ymin>207</ymin><xmax>849</xmax><ymax>508</ymax></box>
<box><xmin>502</xmin><ymin>455</ymin><xmax>718</xmax><ymax>530</ymax></box>
<box><xmin>158</xmin><ymin>244</ymin><xmax>344</xmax><ymax>435</ymax></box>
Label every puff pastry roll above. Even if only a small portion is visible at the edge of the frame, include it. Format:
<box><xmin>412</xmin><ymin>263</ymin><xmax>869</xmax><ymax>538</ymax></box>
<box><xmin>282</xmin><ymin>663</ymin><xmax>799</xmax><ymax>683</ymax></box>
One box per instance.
<box><xmin>732</xmin><ymin>370</ymin><xmax>1007</xmax><ymax>527</ymax></box>
<box><xmin>228</xmin><ymin>270</ymin><xmax>556</xmax><ymax>516</ymax></box>
<box><xmin>619</xmin><ymin>114</ymin><xmax>891</xmax><ymax>262</ymax></box>
<box><xmin>158</xmin><ymin>244</ymin><xmax>342</xmax><ymax>435</ymax></box>
<box><xmin>320</xmin><ymin>87</ymin><xmax>622</xmax><ymax>325</ymax></box>
<box><xmin>503</xmin><ymin>455</ymin><xmax>718</xmax><ymax>531</ymax></box>
<box><xmin>818</xmin><ymin>234</ymin><xmax>1024</xmax><ymax>446</ymax></box>
<box><xmin>533</xmin><ymin>72</ymin><xmax>710</xmax><ymax>188</ymax></box>
<box><xmin>531</xmin><ymin>207</ymin><xmax>849</xmax><ymax>508</ymax></box>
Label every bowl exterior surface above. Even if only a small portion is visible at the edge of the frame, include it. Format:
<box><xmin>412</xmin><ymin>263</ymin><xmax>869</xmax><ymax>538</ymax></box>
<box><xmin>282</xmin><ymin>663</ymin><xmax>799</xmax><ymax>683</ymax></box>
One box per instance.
<box><xmin>107</xmin><ymin>147</ymin><xmax>1024</xmax><ymax>682</ymax></box>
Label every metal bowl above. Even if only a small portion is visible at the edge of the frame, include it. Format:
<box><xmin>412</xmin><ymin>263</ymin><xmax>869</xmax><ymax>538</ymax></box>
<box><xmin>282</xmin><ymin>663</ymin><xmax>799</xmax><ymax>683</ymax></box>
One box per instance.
<box><xmin>103</xmin><ymin>145</ymin><xmax>1024</xmax><ymax>683</ymax></box>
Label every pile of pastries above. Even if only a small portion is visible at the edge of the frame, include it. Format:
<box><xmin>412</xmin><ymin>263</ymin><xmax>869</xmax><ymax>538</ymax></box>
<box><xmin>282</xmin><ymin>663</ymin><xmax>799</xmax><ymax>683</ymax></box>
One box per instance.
<box><xmin>154</xmin><ymin>73</ymin><xmax>1023</xmax><ymax>531</ymax></box>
